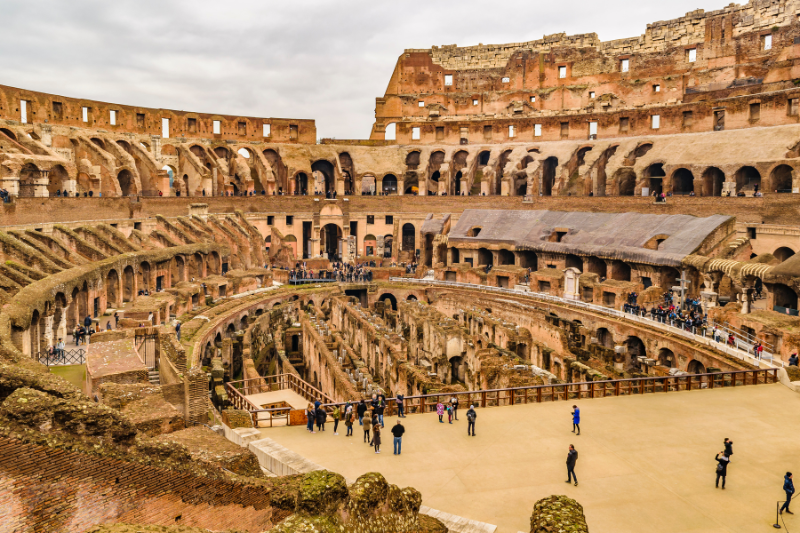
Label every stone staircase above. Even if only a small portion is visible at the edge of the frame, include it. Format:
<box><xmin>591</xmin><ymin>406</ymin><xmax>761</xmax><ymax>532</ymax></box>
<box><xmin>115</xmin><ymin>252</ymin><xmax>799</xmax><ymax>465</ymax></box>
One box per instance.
<box><xmin>147</xmin><ymin>369</ymin><xmax>160</xmax><ymax>384</ymax></box>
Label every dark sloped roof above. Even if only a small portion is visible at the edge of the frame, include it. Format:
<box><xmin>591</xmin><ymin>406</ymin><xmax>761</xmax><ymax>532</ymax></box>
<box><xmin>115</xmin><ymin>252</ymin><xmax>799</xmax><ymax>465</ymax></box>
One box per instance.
<box><xmin>448</xmin><ymin>209</ymin><xmax>732</xmax><ymax>266</ymax></box>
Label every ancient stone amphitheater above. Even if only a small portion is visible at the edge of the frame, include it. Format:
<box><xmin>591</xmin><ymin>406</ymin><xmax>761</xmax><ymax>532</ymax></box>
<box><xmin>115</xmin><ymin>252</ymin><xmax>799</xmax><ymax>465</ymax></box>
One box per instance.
<box><xmin>3</xmin><ymin>2</ymin><xmax>800</xmax><ymax>532</ymax></box>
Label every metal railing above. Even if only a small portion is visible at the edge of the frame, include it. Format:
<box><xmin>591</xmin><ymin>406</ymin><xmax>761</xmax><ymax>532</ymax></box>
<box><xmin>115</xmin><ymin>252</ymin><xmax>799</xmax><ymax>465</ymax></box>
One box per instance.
<box><xmin>390</xmin><ymin>278</ymin><xmax>783</xmax><ymax>368</ymax></box>
<box><xmin>320</xmin><ymin>368</ymin><xmax>778</xmax><ymax>414</ymax></box>
<box><xmin>225</xmin><ymin>374</ymin><xmax>335</xmax><ymax>428</ymax></box>
<box><xmin>37</xmin><ymin>348</ymin><xmax>86</xmax><ymax>367</ymax></box>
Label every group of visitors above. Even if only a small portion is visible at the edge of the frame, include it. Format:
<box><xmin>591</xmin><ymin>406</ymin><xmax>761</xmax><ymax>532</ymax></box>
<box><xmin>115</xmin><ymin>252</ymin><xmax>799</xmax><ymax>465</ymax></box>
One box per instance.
<box><xmin>623</xmin><ymin>290</ymin><xmax>709</xmax><ymax>333</ymax></box>
<box><xmin>288</xmin><ymin>261</ymin><xmax>375</xmax><ymax>283</ymax></box>
<box><xmin>73</xmin><ymin>315</ymin><xmax>96</xmax><ymax>345</ymax></box>
<box><xmin>405</xmin><ymin>262</ymin><xmax>418</xmax><ymax>275</ymax></box>
<box><xmin>0</xmin><ymin>188</ymin><xmax>11</xmax><ymax>202</ymax></box>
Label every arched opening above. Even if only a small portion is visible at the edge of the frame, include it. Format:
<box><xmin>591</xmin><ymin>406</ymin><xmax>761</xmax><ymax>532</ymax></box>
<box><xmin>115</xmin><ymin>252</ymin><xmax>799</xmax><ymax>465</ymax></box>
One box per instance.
<box><xmin>449</xmin><ymin>247</ymin><xmax>460</xmax><ymax>264</ymax></box>
<box><xmin>405</xmin><ymin>151</ymin><xmax>421</xmax><ymax>169</ymax></box>
<box><xmin>565</xmin><ymin>254</ymin><xmax>583</xmax><ymax>272</ymax></box>
<box><xmin>633</xmin><ymin>143</ymin><xmax>653</xmax><ymax>159</ymax></box>
<box><xmin>106</xmin><ymin>269</ymin><xmax>119</xmax><ymax>307</ymax></box>
<box><xmin>401</xmin><ymin>223</ymin><xmax>415</xmax><ymax>253</ymax></box>
<box><xmin>770</xmin><ymin>164</ymin><xmax>794</xmax><ymax>193</ymax></box>
<box><xmin>449</xmin><ymin>356</ymin><xmax>465</xmax><ymax>383</ymax></box>
<box><xmin>614</xmin><ymin>168</ymin><xmax>636</xmax><ymax>196</ymax></box>
<box><xmin>774</xmin><ymin>247</ymin><xmax>796</xmax><ymax>263</ymax></box>
<box><xmin>596</xmin><ymin>328</ymin><xmax>613</xmax><ymax>348</ymax></box>
<box><xmin>384</xmin><ymin>235</ymin><xmax>394</xmax><ymax>258</ymax></box>
<box><xmin>455</xmin><ymin>171</ymin><xmax>463</xmax><ymax>195</ymax></box>
<box><xmin>657</xmin><ymin>348</ymin><xmax>675</xmax><ymax>368</ymax></box>
<box><xmin>626</xmin><ymin>336</ymin><xmax>646</xmax><ymax>361</ymax></box>
<box><xmin>311</xmin><ymin>160</ymin><xmax>336</xmax><ymax>195</ymax></box>
<box><xmin>477</xmin><ymin>248</ymin><xmax>492</xmax><ymax>267</ymax></box>
<box><xmin>610</xmin><ymin>261</ymin><xmax>631</xmax><ymax>281</ymax></box>
<box><xmin>48</xmin><ymin>165</ymin><xmax>69</xmax><ymax>196</ymax></box>
<box><xmin>295</xmin><ymin>172</ymin><xmax>308</xmax><ymax>195</ymax></box>
<box><xmin>378</xmin><ymin>293</ymin><xmax>398</xmax><ymax>311</ymax></box>
<box><xmin>118</xmin><ymin>169</ymin><xmax>135</xmax><ymax>196</ymax></box>
<box><xmin>407</xmin><ymin>295</ymin><xmax>418</xmax><ymax>301</ymax></box>
<box><xmin>478</xmin><ymin>151</ymin><xmax>491</xmax><ymax>166</ymax></box>
<box><xmin>320</xmin><ymin>223</ymin><xmax>342</xmax><ymax>261</ymax></box>
<box><xmin>382</xmin><ymin>174</ymin><xmax>398</xmax><ymax>195</ymax></box>
<box><xmin>123</xmin><ymin>266</ymin><xmax>135</xmax><ymax>302</ymax></box>
<box><xmin>735</xmin><ymin>166</ymin><xmax>761</xmax><ymax>194</ymax></box>
<box><xmin>498</xmin><ymin>249</ymin><xmax>514</xmax><ymax>266</ymax></box>
<box><xmin>671</xmin><ymin>168</ymin><xmax>694</xmax><ymax>195</ymax></box>
<box><xmin>1</xmin><ymin>128</ymin><xmax>18</xmax><ymax>142</ymax></box>
<box><xmin>161</xmin><ymin>165</ymin><xmax>174</xmax><ymax>191</ymax></box>
<box><xmin>385</xmin><ymin>123</ymin><xmax>396</xmax><ymax>141</ymax></box>
<box><xmin>586</xmin><ymin>256</ymin><xmax>607</xmax><ymax>278</ymax></box>
<box><xmin>137</xmin><ymin>261</ymin><xmax>151</xmax><ymax>291</ymax></box>
<box><xmin>18</xmin><ymin>163</ymin><xmax>40</xmax><ymax>198</ymax></box>
<box><xmin>541</xmin><ymin>157</ymin><xmax>558</xmax><ymax>196</ymax></box>
<box><xmin>660</xmin><ymin>267</ymin><xmax>680</xmax><ymax>289</ymax></box>
<box><xmin>645</xmin><ymin>163</ymin><xmax>665</xmax><ymax>196</ymax></box>
<box><xmin>237</xmin><ymin>147</ymin><xmax>251</xmax><ymax>159</ymax></box>
<box><xmin>687</xmin><ymin>360</ymin><xmax>706</xmax><ymax>374</ymax></box>
<box><xmin>702</xmin><ymin>167</ymin><xmax>725</xmax><ymax>197</ymax></box>
<box><xmin>214</xmin><ymin>146</ymin><xmax>230</xmax><ymax>159</ymax></box>
<box><xmin>773</xmin><ymin>283</ymin><xmax>798</xmax><ymax>312</ymax></box>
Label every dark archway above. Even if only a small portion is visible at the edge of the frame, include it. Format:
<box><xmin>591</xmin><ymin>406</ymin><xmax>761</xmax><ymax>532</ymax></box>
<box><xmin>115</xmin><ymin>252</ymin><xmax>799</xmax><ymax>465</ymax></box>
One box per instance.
<box><xmin>498</xmin><ymin>249</ymin><xmax>514</xmax><ymax>266</ymax></box>
<box><xmin>773</xmin><ymin>283</ymin><xmax>798</xmax><ymax>311</ymax></box>
<box><xmin>672</xmin><ymin>168</ymin><xmax>694</xmax><ymax>195</ymax></box>
<box><xmin>312</xmin><ymin>160</ymin><xmax>336</xmax><ymax>194</ymax></box>
<box><xmin>615</xmin><ymin>168</ymin><xmax>636</xmax><ymax>196</ymax></box>
<box><xmin>295</xmin><ymin>172</ymin><xmax>308</xmax><ymax>195</ymax></box>
<box><xmin>645</xmin><ymin>163</ymin><xmax>665</xmax><ymax>196</ymax></box>
<box><xmin>687</xmin><ymin>360</ymin><xmax>706</xmax><ymax>374</ymax></box>
<box><xmin>542</xmin><ymin>157</ymin><xmax>558</xmax><ymax>196</ymax></box>
<box><xmin>378</xmin><ymin>293</ymin><xmax>398</xmax><ymax>311</ymax></box>
<box><xmin>702</xmin><ymin>167</ymin><xmax>725</xmax><ymax>197</ymax></box>
<box><xmin>657</xmin><ymin>348</ymin><xmax>675</xmax><ymax>368</ymax></box>
<box><xmin>735</xmin><ymin>166</ymin><xmax>761</xmax><ymax>194</ymax></box>
<box><xmin>118</xmin><ymin>169</ymin><xmax>135</xmax><ymax>196</ymax></box>
<box><xmin>586</xmin><ymin>256</ymin><xmax>607</xmax><ymax>278</ymax></box>
<box><xmin>401</xmin><ymin>223</ymin><xmax>415</xmax><ymax>253</ymax></box>
<box><xmin>774</xmin><ymin>247</ymin><xmax>796</xmax><ymax>263</ymax></box>
<box><xmin>610</xmin><ymin>261</ymin><xmax>631</xmax><ymax>281</ymax></box>
<box><xmin>384</xmin><ymin>234</ymin><xmax>393</xmax><ymax>258</ymax></box>
<box><xmin>18</xmin><ymin>163</ymin><xmax>40</xmax><ymax>198</ymax></box>
<box><xmin>770</xmin><ymin>164</ymin><xmax>794</xmax><ymax>193</ymax></box>
<box><xmin>596</xmin><ymin>328</ymin><xmax>613</xmax><ymax>348</ymax></box>
<box><xmin>565</xmin><ymin>254</ymin><xmax>583</xmax><ymax>272</ymax></box>
<box><xmin>477</xmin><ymin>248</ymin><xmax>492</xmax><ymax>266</ymax></box>
<box><xmin>321</xmin><ymin>223</ymin><xmax>342</xmax><ymax>261</ymax></box>
<box><xmin>383</xmin><ymin>174</ymin><xmax>398</xmax><ymax>195</ymax></box>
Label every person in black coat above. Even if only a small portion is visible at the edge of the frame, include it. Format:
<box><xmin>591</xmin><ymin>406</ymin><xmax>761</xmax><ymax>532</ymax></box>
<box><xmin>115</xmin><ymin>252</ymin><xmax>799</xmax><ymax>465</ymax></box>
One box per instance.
<box><xmin>566</xmin><ymin>445</ymin><xmax>578</xmax><ymax>486</ymax></box>
<box><xmin>715</xmin><ymin>451</ymin><xmax>730</xmax><ymax>489</ymax></box>
<box><xmin>315</xmin><ymin>407</ymin><xmax>326</xmax><ymax>432</ymax></box>
<box><xmin>781</xmin><ymin>472</ymin><xmax>795</xmax><ymax>514</ymax></box>
<box><xmin>723</xmin><ymin>438</ymin><xmax>733</xmax><ymax>460</ymax></box>
<box><xmin>356</xmin><ymin>399</ymin><xmax>367</xmax><ymax>425</ymax></box>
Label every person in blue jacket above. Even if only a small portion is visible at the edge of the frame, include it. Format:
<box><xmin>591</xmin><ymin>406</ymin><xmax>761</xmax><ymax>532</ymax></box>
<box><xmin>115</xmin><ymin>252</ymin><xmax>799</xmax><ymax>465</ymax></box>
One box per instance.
<box><xmin>571</xmin><ymin>405</ymin><xmax>581</xmax><ymax>435</ymax></box>
<box><xmin>781</xmin><ymin>472</ymin><xmax>795</xmax><ymax>515</ymax></box>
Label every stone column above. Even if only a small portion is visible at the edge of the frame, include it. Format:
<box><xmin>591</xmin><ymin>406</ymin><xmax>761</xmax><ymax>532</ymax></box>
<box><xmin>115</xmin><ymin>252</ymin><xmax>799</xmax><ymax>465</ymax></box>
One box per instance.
<box><xmin>43</xmin><ymin>315</ymin><xmax>54</xmax><ymax>351</ymax></box>
<box><xmin>34</xmin><ymin>170</ymin><xmax>50</xmax><ymax>197</ymax></box>
<box><xmin>741</xmin><ymin>287</ymin><xmax>753</xmax><ymax>314</ymax></box>
<box><xmin>2</xmin><ymin>175</ymin><xmax>20</xmax><ymax>197</ymax></box>
<box><xmin>40</xmin><ymin>125</ymin><xmax>53</xmax><ymax>147</ymax></box>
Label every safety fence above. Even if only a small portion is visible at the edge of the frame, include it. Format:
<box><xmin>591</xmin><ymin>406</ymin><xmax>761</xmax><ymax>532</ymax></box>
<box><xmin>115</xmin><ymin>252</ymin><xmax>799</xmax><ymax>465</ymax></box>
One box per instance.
<box><xmin>37</xmin><ymin>348</ymin><xmax>86</xmax><ymax>367</ymax></box>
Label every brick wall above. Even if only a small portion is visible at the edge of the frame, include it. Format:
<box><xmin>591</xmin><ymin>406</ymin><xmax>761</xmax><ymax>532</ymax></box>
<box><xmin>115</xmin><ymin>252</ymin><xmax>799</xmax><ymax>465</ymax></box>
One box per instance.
<box><xmin>0</xmin><ymin>436</ymin><xmax>271</xmax><ymax>533</ymax></box>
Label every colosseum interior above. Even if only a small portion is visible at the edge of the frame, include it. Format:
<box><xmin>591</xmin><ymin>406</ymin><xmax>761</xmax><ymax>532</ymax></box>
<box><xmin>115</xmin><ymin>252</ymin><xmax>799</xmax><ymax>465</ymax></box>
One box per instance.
<box><xmin>3</xmin><ymin>1</ymin><xmax>800</xmax><ymax>532</ymax></box>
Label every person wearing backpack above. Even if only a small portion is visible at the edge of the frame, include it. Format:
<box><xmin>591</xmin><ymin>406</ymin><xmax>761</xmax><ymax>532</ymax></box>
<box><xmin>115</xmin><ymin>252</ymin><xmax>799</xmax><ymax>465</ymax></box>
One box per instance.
<box><xmin>344</xmin><ymin>407</ymin><xmax>354</xmax><ymax>437</ymax></box>
<box><xmin>781</xmin><ymin>472</ymin><xmax>795</xmax><ymax>515</ymax></box>
<box><xmin>450</xmin><ymin>395</ymin><xmax>459</xmax><ymax>421</ymax></box>
<box><xmin>466</xmin><ymin>405</ymin><xmax>477</xmax><ymax>436</ymax></box>
<box><xmin>715</xmin><ymin>451</ymin><xmax>730</xmax><ymax>489</ymax></box>
<box><xmin>332</xmin><ymin>405</ymin><xmax>341</xmax><ymax>435</ymax></box>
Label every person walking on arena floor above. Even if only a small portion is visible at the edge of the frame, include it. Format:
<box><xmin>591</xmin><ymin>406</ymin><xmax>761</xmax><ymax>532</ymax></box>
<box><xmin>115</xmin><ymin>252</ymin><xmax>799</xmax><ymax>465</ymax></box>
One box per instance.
<box><xmin>781</xmin><ymin>472</ymin><xmax>795</xmax><ymax>515</ymax></box>
<box><xmin>566</xmin><ymin>445</ymin><xmax>578</xmax><ymax>486</ymax></box>
<box><xmin>724</xmin><ymin>438</ymin><xmax>733</xmax><ymax>461</ymax></box>
<box><xmin>715</xmin><ymin>450</ymin><xmax>730</xmax><ymax>489</ymax></box>
<box><xmin>466</xmin><ymin>405</ymin><xmax>477</xmax><ymax>436</ymax></box>
<box><xmin>306</xmin><ymin>404</ymin><xmax>315</xmax><ymax>433</ymax></box>
<box><xmin>363</xmin><ymin>411</ymin><xmax>372</xmax><ymax>443</ymax></box>
<box><xmin>437</xmin><ymin>400</ymin><xmax>445</xmax><ymax>423</ymax></box>
<box><xmin>392</xmin><ymin>419</ymin><xmax>405</xmax><ymax>455</ymax></box>
<box><xmin>572</xmin><ymin>405</ymin><xmax>580</xmax><ymax>435</ymax></box>
<box><xmin>373</xmin><ymin>421</ymin><xmax>382</xmax><ymax>454</ymax></box>
<box><xmin>332</xmin><ymin>405</ymin><xmax>340</xmax><ymax>435</ymax></box>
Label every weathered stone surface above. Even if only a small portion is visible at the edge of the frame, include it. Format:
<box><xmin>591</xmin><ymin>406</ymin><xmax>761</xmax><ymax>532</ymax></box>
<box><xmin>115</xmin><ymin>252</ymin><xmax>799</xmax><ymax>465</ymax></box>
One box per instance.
<box><xmin>530</xmin><ymin>495</ymin><xmax>589</xmax><ymax>533</ymax></box>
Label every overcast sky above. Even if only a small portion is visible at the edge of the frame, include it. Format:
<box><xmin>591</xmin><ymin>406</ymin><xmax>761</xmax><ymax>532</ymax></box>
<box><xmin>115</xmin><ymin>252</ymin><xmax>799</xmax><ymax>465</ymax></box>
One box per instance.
<box><xmin>1</xmin><ymin>0</ymin><xmax>726</xmax><ymax>139</ymax></box>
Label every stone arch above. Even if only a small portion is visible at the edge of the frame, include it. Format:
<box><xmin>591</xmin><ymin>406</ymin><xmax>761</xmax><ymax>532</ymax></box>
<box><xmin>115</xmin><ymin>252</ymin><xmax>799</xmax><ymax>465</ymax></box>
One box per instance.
<box><xmin>378</xmin><ymin>293</ymin><xmax>398</xmax><ymax>311</ymax></box>
<box><xmin>773</xmin><ymin>283</ymin><xmax>798</xmax><ymax>311</ymax></box>
<box><xmin>657</xmin><ymin>347</ymin><xmax>675</xmax><ymax>368</ymax></box>
<box><xmin>774</xmin><ymin>246</ymin><xmax>795</xmax><ymax>263</ymax></box>
<box><xmin>614</xmin><ymin>168</ymin><xmax>636</xmax><ymax>196</ymax></box>
<box><xmin>382</xmin><ymin>174</ymin><xmax>398</xmax><ymax>195</ymax></box>
<box><xmin>48</xmin><ymin>164</ymin><xmax>70</xmax><ymax>196</ymax></box>
<box><xmin>477</xmin><ymin>248</ymin><xmax>492</xmax><ymax>266</ymax></box>
<box><xmin>117</xmin><ymin>169</ymin><xmax>136</xmax><ymax>196</ymax></box>
<box><xmin>671</xmin><ymin>168</ymin><xmax>694</xmax><ymax>195</ymax></box>
<box><xmin>401</xmin><ymin>223</ymin><xmax>415</xmax><ymax>253</ymax></box>
<box><xmin>586</xmin><ymin>256</ymin><xmax>607</xmax><ymax>278</ymax></box>
<box><xmin>18</xmin><ymin>162</ymin><xmax>40</xmax><ymax>198</ymax></box>
<box><xmin>687</xmin><ymin>360</ymin><xmax>706</xmax><ymax>374</ymax></box>
<box><xmin>702</xmin><ymin>167</ymin><xmax>725</xmax><ymax>197</ymax></box>
<box><xmin>312</xmin><ymin>160</ymin><xmax>336</xmax><ymax>195</ymax></box>
<box><xmin>405</xmin><ymin>151</ymin><xmax>421</xmax><ymax>169</ymax></box>
<box><xmin>565</xmin><ymin>254</ymin><xmax>583</xmax><ymax>272</ymax></box>
<box><xmin>610</xmin><ymin>261</ymin><xmax>631</xmax><ymax>281</ymax></box>
<box><xmin>626</xmin><ymin>336</ymin><xmax>646</xmax><ymax>361</ymax></box>
<box><xmin>120</xmin><ymin>265</ymin><xmax>135</xmax><ymax>302</ymax></box>
<box><xmin>735</xmin><ymin>166</ymin><xmax>761</xmax><ymax>194</ymax></box>
<box><xmin>596</xmin><ymin>327</ymin><xmax>613</xmax><ymax>348</ymax></box>
<box><xmin>541</xmin><ymin>156</ymin><xmax>558</xmax><ymax>196</ymax></box>
<box><xmin>106</xmin><ymin>269</ymin><xmax>120</xmax><ymax>307</ymax></box>
<box><xmin>498</xmin><ymin>249</ymin><xmax>514</xmax><ymax>266</ymax></box>
<box><xmin>263</xmin><ymin>149</ymin><xmax>287</xmax><ymax>193</ymax></box>
<box><xmin>770</xmin><ymin>164</ymin><xmax>794</xmax><ymax>193</ymax></box>
<box><xmin>644</xmin><ymin>163</ymin><xmax>666</xmax><ymax>196</ymax></box>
